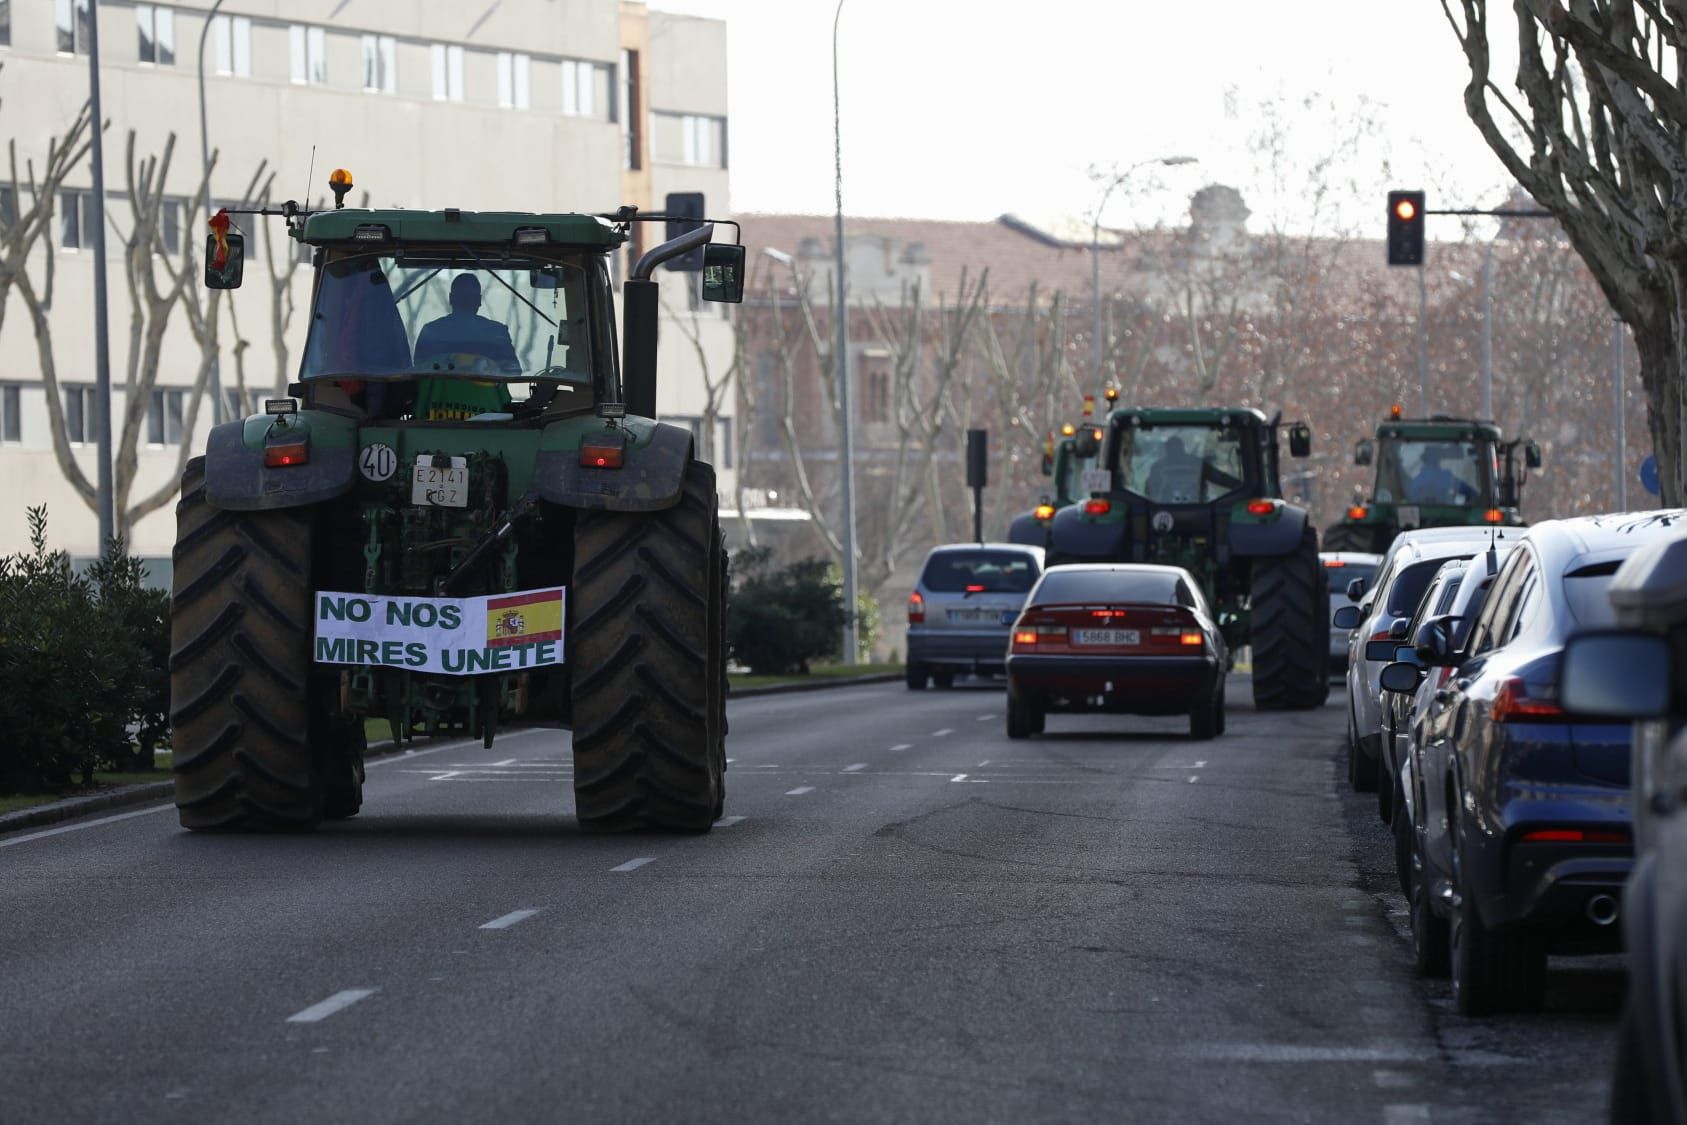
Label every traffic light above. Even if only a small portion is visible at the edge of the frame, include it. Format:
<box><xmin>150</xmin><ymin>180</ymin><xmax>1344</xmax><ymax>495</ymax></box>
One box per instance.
<box><xmin>1387</xmin><ymin>190</ymin><xmax>1425</xmax><ymax>266</ymax></box>
<box><xmin>664</xmin><ymin>191</ymin><xmax>706</xmax><ymax>272</ymax></box>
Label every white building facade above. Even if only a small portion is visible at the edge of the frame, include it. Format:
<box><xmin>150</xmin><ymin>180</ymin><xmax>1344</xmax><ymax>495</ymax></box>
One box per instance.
<box><xmin>0</xmin><ymin>0</ymin><xmax>734</xmax><ymax>572</ymax></box>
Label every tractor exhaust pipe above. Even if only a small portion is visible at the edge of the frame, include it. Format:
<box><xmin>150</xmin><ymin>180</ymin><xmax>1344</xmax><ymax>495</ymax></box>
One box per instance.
<box><xmin>621</xmin><ymin>222</ymin><xmax>716</xmax><ymax>420</ymax></box>
<box><xmin>1585</xmin><ymin>893</ymin><xmax>1619</xmax><ymax>927</ymax></box>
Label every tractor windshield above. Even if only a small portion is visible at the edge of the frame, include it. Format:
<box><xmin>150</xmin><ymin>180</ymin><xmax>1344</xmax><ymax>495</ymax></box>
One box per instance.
<box><xmin>300</xmin><ymin>250</ymin><xmax>595</xmax><ymax>386</ymax></box>
<box><xmin>1374</xmin><ymin>438</ymin><xmax>1496</xmax><ymax>507</ymax></box>
<box><xmin>1115</xmin><ymin>425</ymin><xmax>1247</xmax><ymax>504</ymax></box>
<box><xmin>1057</xmin><ymin>444</ymin><xmax>1098</xmax><ymax>504</ymax></box>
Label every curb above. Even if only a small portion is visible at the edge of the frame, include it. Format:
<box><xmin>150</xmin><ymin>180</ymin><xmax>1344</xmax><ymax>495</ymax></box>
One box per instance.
<box><xmin>1</xmin><ymin>677</ymin><xmax>903</xmax><ymax>834</ymax></box>
<box><xmin>730</xmin><ymin>672</ymin><xmax>902</xmax><ymax>698</ymax></box>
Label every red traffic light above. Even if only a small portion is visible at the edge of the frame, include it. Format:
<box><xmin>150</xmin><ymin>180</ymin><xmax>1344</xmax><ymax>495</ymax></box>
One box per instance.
<box><xmin>1394</xmin><ymin>198</ymin><xmax>1417</xmax><ymax>222</ymax></box>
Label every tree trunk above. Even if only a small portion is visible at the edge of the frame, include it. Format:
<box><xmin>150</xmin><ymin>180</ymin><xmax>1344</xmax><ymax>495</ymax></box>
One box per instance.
<box><xmin>1637</xmin><ymin>300</ymin><xmax>1683</xmax><ymax>506</ymax></box>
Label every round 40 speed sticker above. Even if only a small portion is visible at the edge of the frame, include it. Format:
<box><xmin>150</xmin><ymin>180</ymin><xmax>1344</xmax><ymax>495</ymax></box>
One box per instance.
<box><xmin>359</xmin><ymin>442</ymin><xmax>398</xmax><ymax>481</ymax></box>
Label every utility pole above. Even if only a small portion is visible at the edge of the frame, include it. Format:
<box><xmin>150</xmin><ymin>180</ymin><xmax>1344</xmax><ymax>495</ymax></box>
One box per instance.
<box><xmin>198</xmin><ymin>0</ymin><xmax>228</xmax><ymax>425</ymax></box>
<box><xmin>88</xmin><ymin>0</ymin><xmax>115</xmax><ymax>552</ymax></box>
<box><xmin>1614</xmin><ymin>319</ymin><xmax>1627</xmax><ymax>511</ymax></box>
<box><xmin>832</xmin><ymin>0</ymin><xmax>858</xmax><ymax>665</ymax></box>
<box><xmin>1480</xmin><ymin>242</ymin><xmax>1493</xmax><ymax>420</ymax></box>
<box><xmin>1415</xmin><ymin>262</ymin><xmax>1428</xmax><ymax>418</ymax></box>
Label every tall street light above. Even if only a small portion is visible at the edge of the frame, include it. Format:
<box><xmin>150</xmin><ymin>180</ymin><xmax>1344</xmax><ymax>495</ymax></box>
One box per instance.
<box><xmin>198</xmin><ymin>0</ymin><xmax>228</xmax><ymax>425</ymax></box>
<box><xmin>1089</xmin><ymin>155</ymin><xmax>1197</xmax><ymax>385</ymax></box>
<box><xmin>88</xmin><ymin>0</ymin><xmax>115</xmax><ymax>551</ymax></box>
<box><xmin>832</xmin><ymin>0</ymin><xmax>859</xmax><ymax>665</ymax></box>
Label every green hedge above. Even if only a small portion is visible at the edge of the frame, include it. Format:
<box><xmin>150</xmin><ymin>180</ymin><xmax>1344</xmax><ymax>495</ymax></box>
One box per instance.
<box><xmin>727</xmin><ymin>548</ymin><xmax>851</xmax><ymax>675</ymax></box>
<box><xmin>0</xmin><ymin>507</ymin><xmax>169</xmax><ymax>795</ymax></box>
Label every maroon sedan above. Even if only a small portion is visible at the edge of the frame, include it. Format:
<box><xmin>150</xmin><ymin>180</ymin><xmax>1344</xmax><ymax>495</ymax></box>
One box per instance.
<box><xmin>1005</xmin><ymin>563</ymin><xmax>1228</xmax><ymax>740</ymax></box>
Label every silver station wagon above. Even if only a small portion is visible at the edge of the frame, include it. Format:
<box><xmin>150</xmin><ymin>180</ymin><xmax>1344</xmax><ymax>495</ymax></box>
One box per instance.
<box><xmin>905</xmin><ymin>543</ymin><xmax>1045</xmax><ymax>689</ymax></box>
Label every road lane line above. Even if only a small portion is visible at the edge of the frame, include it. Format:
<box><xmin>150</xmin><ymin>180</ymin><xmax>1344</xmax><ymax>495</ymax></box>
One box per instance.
<box><xmin>1188</xmin><ymin>775</ymin><xmax>1199</xmax><ymax>783</ymax></box>
<box><xmin>610</xmin><ymin>857</ymin><xmax>656</xmax><ymax>872</ymax></box>
<box><xmin>951</xmin><ymin>774</ymin><xmax>968</xmax><ymax>782</ymax></box>
<box><xmin>429</xmin><ymin>771</ymin><xmax>462</xmax><ymax>781</ymax></box>
<box><xmin>975</xmin><ymin>714</ymin><xmax>994</xmax><ymax>721</ymax></box>
<box><xmin>286</xmin><ymin>989</ymin><xmax>377</xmax><ymax>1024</ymax></box>
<box><xmin>0</xmin><ymin>803</ymin><xmax>175</xmax><ymax>848</ymax></box>
<box><xmin>489</xmin><ymin>758</ymin><xmax>518</xmax><ymax>767</ymax></box>
<box><xmin>713</xmin><ymin>815</ymin><xmax>747</xmax><ymax>828</ymax></box>
<box><xmin>785</xmin><ymin>787</ymin><xmax>815</xmax><ymax>796</ymax></box>
<box><xmin>977</xmin><ymin>759</ymin><xmax>990</xmax><ymax>767</ymax></box>
<box><xmin>932</xmin><ymin>728</ymin><xmax>954</xmax><ymax>737</ymax></box>
<box><xmin>479</xmin><ymin>909</ymin><xmax>542</xmax><ymax>931</ymax></box>
<box><xmin>1194</xmin><ymin>760</ymin><xmax>1207</xmax><ymax>768</ymax></box>
<box><xmin>842</xmin><ymin>763</ymin><xmax>867</xmax><ymax>772</ymax></box>
<box><xmin>363</xmin><ymin>735</ymin><xmax>493</xmax><ymax>768</ymax></box>
<box><xmin>890</xmin><ymin>744</ymin><xmax>913</xmax><ymax>752</ymax></box>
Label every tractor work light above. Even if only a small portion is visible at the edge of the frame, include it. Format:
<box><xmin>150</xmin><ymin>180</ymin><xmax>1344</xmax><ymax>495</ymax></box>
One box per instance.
<box><xmin>1092</xmin><ymin>428</ymin><xmax>1104</xmax><ymax>442</ymax></box>
<box><xmin>329</xmin><ymin>168</ymin><xmax>354</xmax><ymax>211</ymax></box>
<box><xmin>1104</xmin><ymin>386</ymin><xmax>1119</xmax><ymax>402</ymax></box>
<box><xmin>352</xmin><ymin>224</ymin><xmax>391</xmax><ymax>242</ymax></box>
<box><xmin>263</xmin><ymin>398</ymin><xmax>298</xmax><ymax>415</ymax></box>
<box><xmin>1060</xmin><ymin>423</ymin><xmax>1077</xmax><ymax>437</ymax></box>
<box><xmin>579</xmin><ymin>432</ymin><xmax>626</xmax><ymax>469</ymax></box>
<box><xmin>514</xmin><ymin>227</ymin><xmax>550</xmax><ymax>244</ymax></box>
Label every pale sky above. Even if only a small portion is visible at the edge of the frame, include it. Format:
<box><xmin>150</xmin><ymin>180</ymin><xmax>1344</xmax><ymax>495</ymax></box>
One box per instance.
<box><xmin>653</xmin><ymin>0</ymin><xmax>1517</xmax><ymax>235</ymax></box>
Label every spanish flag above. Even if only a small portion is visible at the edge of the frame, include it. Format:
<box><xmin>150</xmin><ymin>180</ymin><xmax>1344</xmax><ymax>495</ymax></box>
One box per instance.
<box><xmin>486</xmin><ymin>588</ymin><xmax>563</xmax><ymax>648</ymax></box>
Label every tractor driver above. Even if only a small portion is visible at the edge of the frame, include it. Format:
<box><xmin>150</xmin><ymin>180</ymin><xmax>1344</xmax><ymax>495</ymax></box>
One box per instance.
<box><xmin>1407</xmin><ymin>443</ymin><xmax>1479</xmax><ymax>505</ymax></box>
<box><xmin>414</xmin><ymin>274</ymin><xmax>521</xmax><ymax>374</ymax></box>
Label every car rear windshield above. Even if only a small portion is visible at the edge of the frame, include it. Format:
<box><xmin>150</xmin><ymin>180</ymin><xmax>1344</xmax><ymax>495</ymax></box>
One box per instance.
<box><xmin>1031</xmin><ymin>570</ymin><xmax>1179</xmax><ymax>606</ymax></box>
<box><xmin>1324</xmin><ymin>561</ymin><xmax>1377</xmax><ymax>588</ymax></box>
<box><xmin>1563</xmin><ymin>572</ymin><xmax>1619</xmax><ymax>629</ymax></box>
<box><xmin>1386</xmin><ymin>557</ymin><xmax>1465</xmax><ymax>618</ymax></box>
<box><xmin>920</xmin><ymin>551</ymin><xmax>1040</xmax><ymax>593</ymax></box>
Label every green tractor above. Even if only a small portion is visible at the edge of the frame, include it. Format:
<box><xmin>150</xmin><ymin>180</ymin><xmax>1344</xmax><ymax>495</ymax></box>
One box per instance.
<box><xmin>1007</xmin><ymin>421</ymin><xmax>1104</xmax><ymax>548</ymax></box>
<box><xmin>169</xmin><ymin>176</ymin><xmax>745</xmax><ymax>832</ymax></box>
<box><xmin>1322</xmin><ymin>408</ymin><xmax>1541</xmax><ymax>554</ymax></box>
<box><xmin>1047</xmin><ymin>406</ymin><xmax>1328</xmax><ymax>710</ymax></box>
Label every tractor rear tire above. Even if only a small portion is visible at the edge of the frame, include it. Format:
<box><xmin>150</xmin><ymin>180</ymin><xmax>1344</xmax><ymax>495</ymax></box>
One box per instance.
<box><xmin>1250</xmin><ymin>527</ymin><xmax>1329</xmax><ymax>711</ymax></box>
<box><xmin>169</xmin><ymin>457</ymin><xmax>323</xmax><ymax>831</ymax></box>
<box><xmin>1321</xmin><ymin>523</ymin><xmax>1373</xmax><ymax>553</ymax></box>
<box><xmin>570</xmin><ymin>460</ymin><xmax>726</xmax><ymax>833</ymax></box>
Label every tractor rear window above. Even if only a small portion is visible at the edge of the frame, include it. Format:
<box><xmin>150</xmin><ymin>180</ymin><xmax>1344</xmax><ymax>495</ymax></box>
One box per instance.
<box><xmin>1113</xmin><ymin>425</ymin><xmax>1246</xmax><ymax>505</ymax></box>
<box><xmin>920</xmin><ymin>551</ymin><xmax>1040</xmax><ymax>594</ymax></box>
<box><xmin>301</xmin><ymin>251</ymin><xmax>594</xmax><ymax>387</ymax></box>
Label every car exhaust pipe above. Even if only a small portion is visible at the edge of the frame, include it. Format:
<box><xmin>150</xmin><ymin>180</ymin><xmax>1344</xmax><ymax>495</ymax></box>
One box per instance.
<box><xmin>1585</xmin><ymin>893</ymin><xmax>1619</xmax><ymax>927</ymax></box>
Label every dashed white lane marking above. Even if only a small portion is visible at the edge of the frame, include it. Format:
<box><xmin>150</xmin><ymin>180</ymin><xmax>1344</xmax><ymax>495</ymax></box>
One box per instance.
<box><xmin>713</xmin><ymin>815</ymin><xmax>747</xmax><ymax>828</ymax></box>
<box><xmin>479</xmin><ymin>909</ymin><xmax>541</xmax><ymax>931</ymax></box>
<box><xmin>951</xmin><ymin>774</ymin><xmax>971</xmax><ymax>783</ymax></box>
<box><xmin>1194</xmin><ymin>760</ymin><xmax>1207</xmax><ymax>768</ymax></box>
<box><xmin>932</xmin><ymin>728</ymin><xmax>954</xmax><ymax>737</ymax></box>
<box><xmin>975</xmin><ymin>714</ymin><xmax>994</xmax><ymax>721</ymax></box>
<box><xmin>1188</xmin><ymin>775</ymin><xmax>1199</xmax><ymax>783</ymax></box>
<box><xmin>842</xmin><ymin>763</ymin><xmax>868</xmax><ymax>772</ymax></box>
<box><xmin>489</xmin><ymin>758</ymin><xmax>518</xmax><ymax>767</ymax></box>
<box><xmin>430</xmin><ymin>771</ymin><xmax>462</xmax><ymax>782</ymax></box>
<box><xmin>610</xmin><ymin>857</ymin><xmax>656</xmax><ymax>873</ymax></box>
<box><xmin>726</xmin><ymin>758</ymin><xmax>737</xmax><ymax>764</ymax></box>
<box><xmin>890</xmin><ymin>744</ymin><xmax>913</xmax><ymax>752</ymax></box>
<box><xmin>977</xmin><ymin>760</ymin><xmax>991</xmax><ymax>767</ymax></box>
<box><xmin>1383</xmin><ymin>1107</ymin><xmax>1431</xmax><ymax>1124</ymax></box>
<box><xmin>0</xmin><ymin>804</ymin><xmax>173</xmax><ymax>849</ymax></box>
<box><xmin>286</xmin><ymin>989</ymin><xmax>377</xmax><ymax>1024</ymax></box>
<box><xmin>785</xmin><ymin>787</ymin><xmax>816</xmax><ymax>796</ymax></box>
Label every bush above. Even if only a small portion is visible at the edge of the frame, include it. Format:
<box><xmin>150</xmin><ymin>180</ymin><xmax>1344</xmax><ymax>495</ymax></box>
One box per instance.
<box><xmin>728</xmin><ymin>548</ymin><xmax>850</xmax><ymax>675</ymax></box>
<box><xmin>0</xmin><ymin>507</ymin><xmax>169</xmax><ymax>794</ymax></box>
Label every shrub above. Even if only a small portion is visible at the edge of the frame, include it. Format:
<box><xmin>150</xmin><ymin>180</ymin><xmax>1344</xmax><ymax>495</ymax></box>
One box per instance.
<box><xmin>728</xmin><ymin>548</ymin><xmax>850</xmax><ymax>675</ymax></box>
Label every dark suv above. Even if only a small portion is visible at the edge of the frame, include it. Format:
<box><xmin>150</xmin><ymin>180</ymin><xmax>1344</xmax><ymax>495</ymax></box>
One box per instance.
<box><xmin>1380</xmin><ymin>513</ymin><xmax>1686</xmax><ymax>1014</ymax></box>
<box><xmin>1561</xmin><ymin>532</ymin><xmax>1687</xmax><ymax>1120</ymax></box>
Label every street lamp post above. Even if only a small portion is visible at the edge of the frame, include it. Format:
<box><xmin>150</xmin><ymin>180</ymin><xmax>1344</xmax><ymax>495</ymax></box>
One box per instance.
<box><xmin>832</xmin><ymin>0</ymin><xmax>859</xmax><ymax>665</ymax></box>
<box><xmin>198</xmin><ymin>0</ymin><xmax>228</xmax><ymax>425</ymax></box>
<box><xmin>1089</xmin><ymin>155</ymin><xmax>1196</xmax><ymax>385</ymax></box>
<box><xmin>88</xmin><ymin>0</ymin><xmax>115</xmax><ymax>552</ymax></box>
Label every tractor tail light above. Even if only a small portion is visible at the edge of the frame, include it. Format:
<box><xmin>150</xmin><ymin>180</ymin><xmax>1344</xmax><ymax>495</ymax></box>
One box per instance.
<box><xmin>579</xmin><ymin>432</ymin><xmax>626</xmax><ymax>469</ymax></box>
<box><xmin>264</xmin><ymin>439</ymin><xmax>309</xmax><ymax>468</ymax></box>
<box><xmin>1083</xmin><ymin>498</ymin><xmax>1111</xmax><ymax>516</ymax></box>
<box><xmin>1246</xmin><ymin>498</ymin><xmax>1277</xmax><ymax>516</ymax></box>
<box><xmin>1034</xmin><ymin>503</ymin><xmax>1056</xmax><ymax>521</ymax></box>
<box><xmin>1484</xmin><ymin>508</ymin><xmax>1505</xmax><ymax>523</ymax></box>
<box><xmin>1347</xmin><ymin>505</ymin><xmax>1368</xmax><ymax>520</ymax></box>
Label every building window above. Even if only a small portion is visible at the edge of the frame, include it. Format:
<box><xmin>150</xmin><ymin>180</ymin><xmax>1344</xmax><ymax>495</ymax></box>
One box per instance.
<box><xmin>147</xmin><ymin>387</ymin><xmax>184</xmax><ymax>445</ymax></box>
<box><xmin>159</xmin><ymin>198</ymin><xmax>181</xmax><ymax>256</ymax></box>
<box><xmin>620</xmin><ymin>49</ymin><xmax>640</xmax><ymax>170</ymax></box>
<box><xmin>0</xmin><ymin>185</ymin><xmax>16</xmax><ymax>226</ymax></box>
<box><xmin>562</xmin><ymin>59</ymin><xmax>609</xmax><ymax>119</ymax></box>
<box><xmin>431</xmin><ymin>43</ymin><xmax>464</xmax><ymax>102</ymax></box>
<box><xmin>136</xmin><ymin>4</ymin><xmax>174</xmax><ymax>66</ymax></box>
<box><xmin>362</xmin><ymin>34</ymin><xmax>395</xmax><ymax>93</ymax></box>
<box><xmin>289</xmin><ymin>25</ymin><xmax>326</xmax><ymax>86</ymax></box>
<box><xmin>0</xmin><ymin>1</ymin><xmax>13</xmax><ymax>47</ymax></box>
<box><xmin>0</xmin><ymin>385</ymin><xmax>19</xmax><ymax>443</ymax></box>
<box><xmin>653</xmin><ymin>112</ymin><xmax>727</xmax><ymax>168</ymax></box>
<box><xmin>55</xmin><ymin>0</ymin><xmax>90</xmax><ymax>55</ymax></box>
<box><xmin>861</xmin><ymin>353</ymin><xmax>891</xmax><ymax>424</ymax></box>
<box><xmin>496</xmin><ymin>51</ymin><xmax>529</xmax><ymax>109</ymax></box>
<box><xmin>213</xmin><ymin>14</ymin><xmax>251</xmax><ymax>77</ymax></box>
<box><xmin>64</xmin><ymin>385</ymin><xmax>96</xmax><ymax>444</ymax></box>
<box><xmin>717</xmin><ymin>417</ymin><xmax>733</xmax><ymax>469</ymax></box>
<box><xmin>58</xmin><ymin>188</ymin><xmax>98</xmax><ymax>250</ymax></box>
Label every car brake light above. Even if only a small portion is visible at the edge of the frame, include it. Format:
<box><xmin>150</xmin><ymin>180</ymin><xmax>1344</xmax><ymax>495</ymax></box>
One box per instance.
<box><xmin>579</xmin><ymin>432</ymin><xmax>626</xmax><ymax>469</ymax></box>
<box><xmin>1013</xmin><ymin>630</ymin><xmax>1038</xmax><ymax>646</ymax></box>
<box><xmin>1245</xmin><ymin>498</ymin><xmax>1276</xmax><ymax>516</ymax></box>
<box><xmin>1483</xmin><ymin>508</ymin><xmax>1505</xmax><ymax>523</ymax></box>
<box><xmin>907</xmin><ymin>591</ymin><xmax>924</xmax><ymax>624</ymax></box>
<box><xmin>965</xmin><ymin>584</ymin><xmax>986</xmax><ymax>593</ymax></box>
<box><xmin>1520</xmin><ymin>828</ymin><xmax>1628</xmax><ymax>844</ymax></box>
<box><xmin>1323</xmin><ymin>559</ymin><xmax>1346</xmax><ymax>568</ymax></box>
<box><xmin>1347</xmin><ymin>505</ymin><xmax>1368</xmax><ymax>520</ymax></box>
<box><xmin>1091</xmin><ymin>609</ymin><xmax>1127</xmax><ymax>619</ymax></box>
<box><xmin>1034</xmin><ymin>504</ymin><xmax>1055</xmax><ymax>521</ymax></box>
<box><xmin>264</xmin><ymin>439</ymin><xmax>309</xmax><ymax>467</ymax></box>
<box><xmin>1179</xmin><ymin>631</ymin><xmax>1204</xmax><ymax>646</ymax></box>
<box><xmin>1083</xmin><ymin>498</ymin><xmax>1111</xmax><ymax>516</ymax></box>
<box><xmin>1491</xmin><ymin>676</ymin><xmax>1565</xmax><ymax>722</ymax></box>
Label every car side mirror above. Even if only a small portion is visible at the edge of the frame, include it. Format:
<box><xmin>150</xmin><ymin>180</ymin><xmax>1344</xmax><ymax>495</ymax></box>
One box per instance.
<box><xmin>1413</xmin><ymin>615</ymin><xmax>1459</xmax><ymax>666</ymax></box>
<box><xmin>701</xmin><ymin>243</ymin><xmax>745</xmax><ymax>304</ymax></box>
<box><xmin>1388</xmin><ymin>618</ymin><xmax>1411</xmax><ymax>641</ymax></box>
<box><xmin>1560</xmin><ymin>631</ymin><xmax>1672</xmax><ymax>717</ymax></box>
<box><xmin>204</xmin><ymin>230</ymin><xmax>245</xmax><ymax>289</ymax></box>
<box><xmin>1346</xmin><ymin>577</ymin><xmax>1368</xmax><ymax>602</ymax></box>
<box><xmin>1288</xmin><ymin>423</ymin><xmax>1312</xmax><ymax>459</ymax></box>
<box><xmin>1379</xmin><ymin>661</ymin><xmax>1425</xmax><ymax>694</ymax></box>
<box><xmin>1525</xmin><ymin>441</ymin><xmax>1542</xmax><ymax>470</ymax></box>
<box><xmin>1355</xmin><ymin>439</ymin><xmax>1374</xmax><ymax>467</ymax></box>
<box><xmin>1332</xmin><ymin>604</ymin><xmax>1363</xmax><ymax>630</ymax></box>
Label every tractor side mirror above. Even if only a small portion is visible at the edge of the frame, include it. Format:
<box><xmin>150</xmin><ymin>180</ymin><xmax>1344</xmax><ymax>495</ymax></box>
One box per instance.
<box><xmin>1355</xmin><ymin>439</ymin><xmax>1374</xmax><ymax>467</ymax></box>
<box><xmin>1525</xmin><ymin>441</ymin><xmax>1542</xmax><ymax>469</ymax></box>
<box><xmin>1332</xmin><ymin>604</ymin><xmax>1363</xmax><ymax>630</ymax></box>
<box><xmin>204</xmin><ymin>231</ymin><xmax>245</xmax><ymax>290</ymax></box>
<box><xmin>701</xmin><ymin>243</ymin><xmax>745</xmax><ymax>304</ymax></box>
<box><xmin>1560</xmin><ymin>631</ymin><xmax>1672</xmax><ymax>717</ymax></box>
<box><xmin>1288</xmin><ymin>423</ymin><xmax>1312</xmax><ymax>459</ymax></box>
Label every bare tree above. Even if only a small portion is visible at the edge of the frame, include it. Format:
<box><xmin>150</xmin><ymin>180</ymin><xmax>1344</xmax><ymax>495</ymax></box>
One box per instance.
<box><xmin>663</xmin><ymin>283</ymin><xmax>740</xmax><ymax>467</ymax></box>
<box><xmin>1442</xmin><ymin>1</ymin><xmax>1687</xmax><ymax>502</ymax></box>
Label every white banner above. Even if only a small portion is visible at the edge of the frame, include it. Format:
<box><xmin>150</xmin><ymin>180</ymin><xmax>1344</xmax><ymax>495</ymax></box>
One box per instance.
<box><xmin>313</xmin><ymin>587</ymin><xmax>566</xmax><ymax>675</ymax></box>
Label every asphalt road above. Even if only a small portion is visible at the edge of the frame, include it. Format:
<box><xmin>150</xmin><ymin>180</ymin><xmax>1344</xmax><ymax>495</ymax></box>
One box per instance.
<box><xmin>0</xmin><ymin>677</ymin><xmax>1621</xmax><ymax>1124</ymax></box>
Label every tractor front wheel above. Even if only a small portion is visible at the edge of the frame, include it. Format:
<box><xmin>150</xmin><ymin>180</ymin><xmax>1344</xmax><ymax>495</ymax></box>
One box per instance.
<box><xmin>569</xmin><ymin>460</ymin><xmax>727</xmax><ymax>832</ymax></box>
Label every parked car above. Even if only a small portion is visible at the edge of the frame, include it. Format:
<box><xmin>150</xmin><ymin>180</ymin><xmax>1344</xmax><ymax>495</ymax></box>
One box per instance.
<box><xmin>1004</xmin><ymin>563</ymin><xmax>1227</xmax><ymax>740</ymax></box>
<box><xmin>1377</xmin><ymin>557</ymin><xmax>1472</xmax><ymax>828</ymax></box>
<box><xmin>1321</xmin><ymin>550</ymin><xmax>1382</xmax><ymax>674</ymax></box>
<box><xmin>906</xmin><ymin>543</ymin><xmax>1045</xmax><ymax>689</ymax></box>
<box><xmin>1335</xmin><ymin>525</ymin><xmax>1525</xmax><ymax>801</ymax></box>
<box><xmin>1379</xmin><ymin>512</ymin><xmax>1687</xmax><ymax>1015</ymax></box>
<box><xmin>1559</xmin><ymin>532</ymin><xmax>1687</xmax><ymax>1122</ymax></box>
